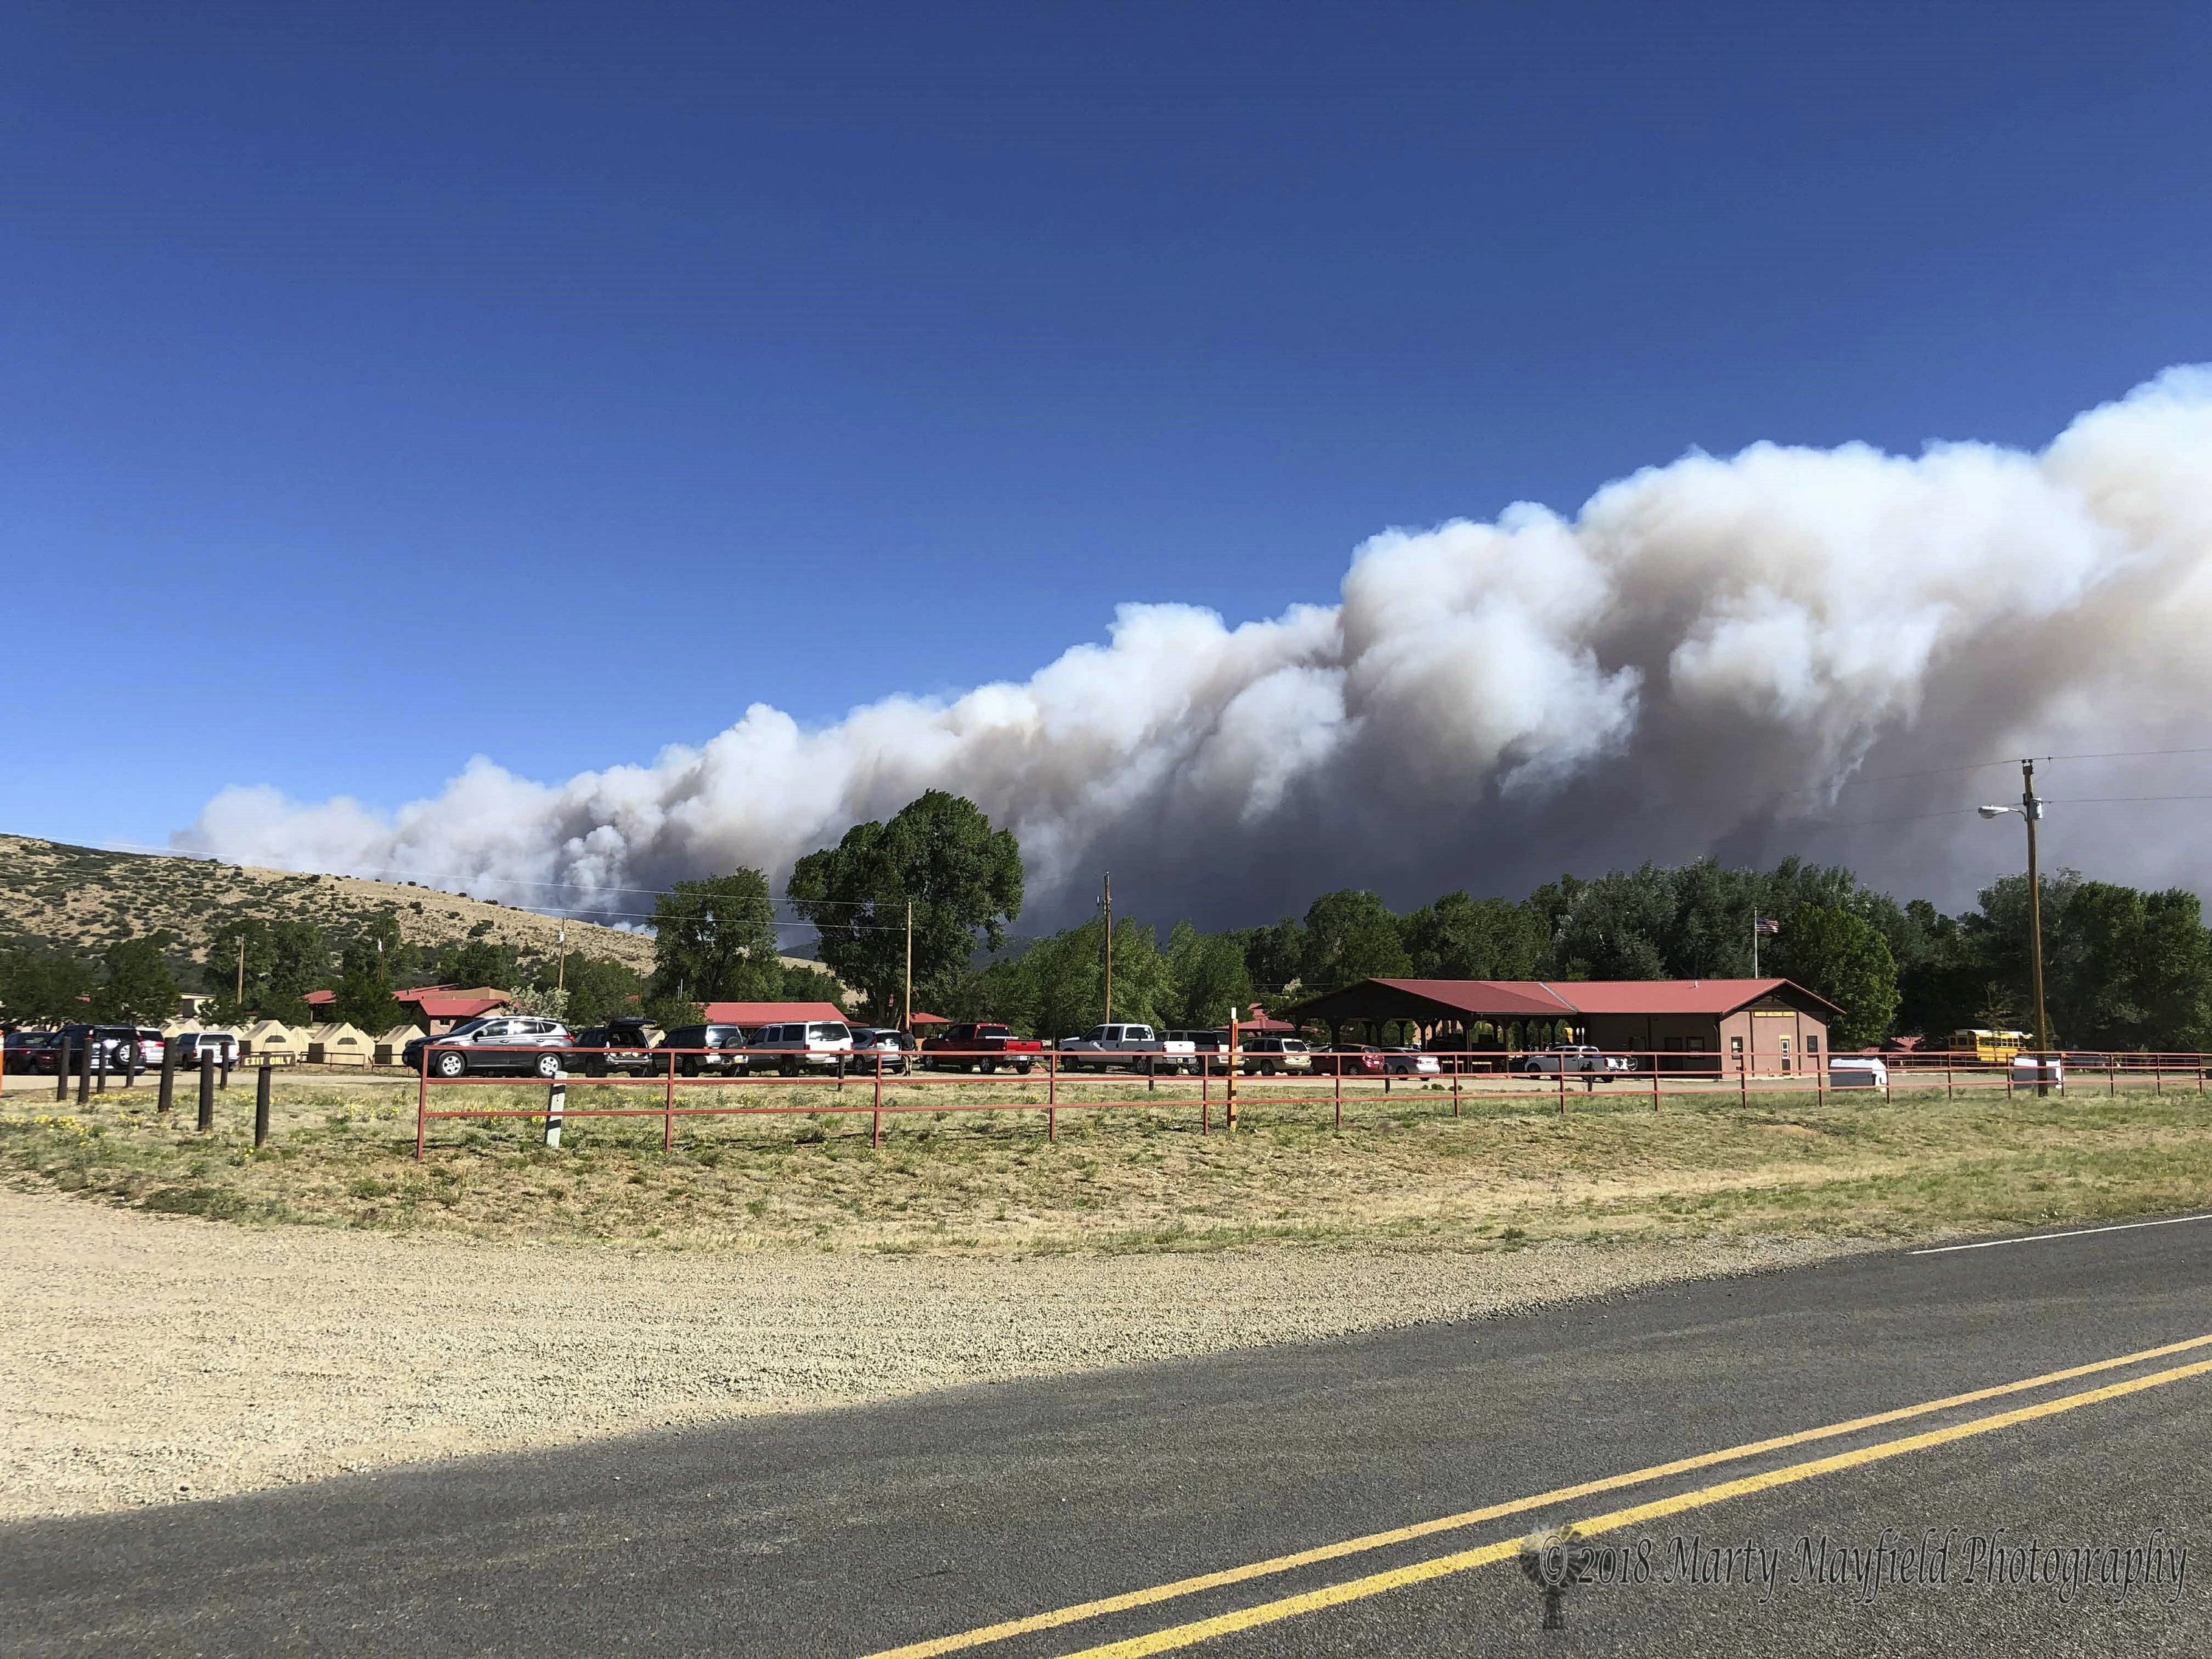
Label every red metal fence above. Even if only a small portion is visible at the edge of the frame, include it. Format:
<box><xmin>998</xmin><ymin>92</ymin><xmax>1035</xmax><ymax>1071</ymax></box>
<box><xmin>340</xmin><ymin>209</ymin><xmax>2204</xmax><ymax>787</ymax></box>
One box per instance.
<box><xmin>410</xmin><ymin>1042</ymin><xmax>2212</xmax><ymax>1158</ymax></box>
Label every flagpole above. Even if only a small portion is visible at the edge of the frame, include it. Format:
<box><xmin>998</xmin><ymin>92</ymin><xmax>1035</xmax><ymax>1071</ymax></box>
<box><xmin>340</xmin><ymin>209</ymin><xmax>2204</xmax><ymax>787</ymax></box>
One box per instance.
<box><xmin>1752</xmin><ymin>914</ymin><xmax>1759</xmax><ymax>978</ymax></box>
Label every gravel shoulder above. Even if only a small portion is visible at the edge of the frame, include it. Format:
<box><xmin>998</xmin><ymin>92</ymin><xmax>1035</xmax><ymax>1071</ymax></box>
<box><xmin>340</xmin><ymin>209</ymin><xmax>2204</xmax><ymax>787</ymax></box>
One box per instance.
<box><xmin>0</xmin><ymin>1187</ymin><xmax>1854</xmax><ymax>1520</ymax></box>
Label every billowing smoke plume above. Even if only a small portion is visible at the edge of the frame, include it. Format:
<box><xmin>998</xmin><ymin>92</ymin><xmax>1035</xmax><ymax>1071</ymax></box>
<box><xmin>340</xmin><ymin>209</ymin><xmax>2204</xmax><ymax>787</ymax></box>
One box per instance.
<box><xmin>184</xmin><ymin>367</ymin><xmax>2212</xmax><ymax>928</ymax></box>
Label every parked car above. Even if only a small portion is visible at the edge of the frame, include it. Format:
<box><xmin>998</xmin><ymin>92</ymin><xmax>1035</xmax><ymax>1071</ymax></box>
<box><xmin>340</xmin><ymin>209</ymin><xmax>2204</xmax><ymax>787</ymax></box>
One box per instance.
<box><xmin>750</xmin><ymin>1020</ymin><xmax>856</xmax><ymax>1075</ymax></box>
<box><xmin>4</xmin><ymin>1030</ymin><xmax>62</xmax><ymax>1074</ymax></box>
<box><xmin>54</xmin><ymin>1024</ymin><xmax>150</xmax><ymax>1073</ymax></box>
<box><xmin>402</xmin><ymin>1016</ymin><xmax>573</xmax><ymax>1079</ymax></box>
<box><xmin>1518</xmin><ymin>1044</ymin><xmax>1612</xmax><ymax>1075</ymax></box>
<box><xmin>1057</xmin><ymin>1024</ymin><xmax>1197</xmax><ymax>1074</ymax></box>
<box><xmin>571</xmin><ymin>1017</ymin><xmax>661</xmax><ymax>1077</ymax></box>
<box><xmin>1827</xmin><ymin>1057</ymin><xmax>1888</xmax><ymax>1090</ymax></box>
<box><xmin>1382</xmin><ymin>1047</ymin><xmax>1440</xmax><ymax>1077</ymax></box>
<box><xmin>921</xmin><ymin>1021</ymin><xmax>1045</xmax><ymax>1074</ymax></box>
<box><xmin>1165</xmin><ymin>1029</ymin><xmax>1233</xmax><ymax>1074</ymax></box>
<box><xmin>1239</xmin><ymin>1035</ymin><xmax>1314</xmax><ymax>1076</ymax></box>
<box><xmin>655</xmin><ymin>1023</ymin><xmax>754</xmax><ymax>1076</ymax></box>
<box><xmin>848</xmin><ymin>1027</ymin><xmax>918</xmax><ymax>1075</ymax></box>
<box><xmin>1311</xmin><ymin>1045</ymin><xmax>1385</xmax><ymax>1077</ymax></box>
<box><xmin>175</xmin><ymin>1030</ymin><xmax>240</xmax><ymax>1068</ymax></box>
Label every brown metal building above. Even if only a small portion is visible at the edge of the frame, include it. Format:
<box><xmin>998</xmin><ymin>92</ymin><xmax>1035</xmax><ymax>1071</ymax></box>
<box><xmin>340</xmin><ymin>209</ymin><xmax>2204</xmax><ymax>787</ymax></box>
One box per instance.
<box><xmin>1281</xmin><ymin>977</ymin><xmax>1840</xmax><ymax>1074</ymax></box>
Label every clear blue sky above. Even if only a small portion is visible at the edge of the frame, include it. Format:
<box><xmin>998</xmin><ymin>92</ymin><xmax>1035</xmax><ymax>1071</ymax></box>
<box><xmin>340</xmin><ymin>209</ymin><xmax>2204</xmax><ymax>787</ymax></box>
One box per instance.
<box><xmin>4</xmin><ymin>1</ymin><xmax>2208</xmax><ymax>850</ymax></box>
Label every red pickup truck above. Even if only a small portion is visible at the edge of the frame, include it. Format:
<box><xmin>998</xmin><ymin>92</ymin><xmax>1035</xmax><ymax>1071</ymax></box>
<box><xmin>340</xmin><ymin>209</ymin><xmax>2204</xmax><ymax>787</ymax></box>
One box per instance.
<box><xmin>920</xmin><ymin>1021</ymin><xmax>1046</xmax><ymax>1074</ymax></box>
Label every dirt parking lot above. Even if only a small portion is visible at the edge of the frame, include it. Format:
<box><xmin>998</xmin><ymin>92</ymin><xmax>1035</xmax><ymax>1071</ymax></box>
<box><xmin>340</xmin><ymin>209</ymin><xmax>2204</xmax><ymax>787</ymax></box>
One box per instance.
<box><xmin>0</xmin><ymin>1186</ymin><xmax>1846</xmax><ymax>1520</ymax></box>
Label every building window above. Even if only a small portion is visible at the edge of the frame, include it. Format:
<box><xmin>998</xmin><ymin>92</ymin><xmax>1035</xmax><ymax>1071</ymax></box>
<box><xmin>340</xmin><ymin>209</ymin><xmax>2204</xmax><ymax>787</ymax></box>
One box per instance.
<box><xmin>1807</xmin><ymin>1034</ymin><xmax>1820</xmax><ymax>1055</ymax></box>
<box><xmin>1731</xmin><ymin>1036</ymin><xmax>1744</xmax><ymax>1056</ymax></box>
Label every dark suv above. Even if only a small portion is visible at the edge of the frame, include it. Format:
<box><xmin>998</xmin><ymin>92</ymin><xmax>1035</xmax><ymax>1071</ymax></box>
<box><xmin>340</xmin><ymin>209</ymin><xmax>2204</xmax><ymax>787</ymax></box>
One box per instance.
<box><xmin>655</xmin><ymin>1024</ymin><xmax>754</xmax><ymax>1076</ymax></box>
<box><xmin>572</xmin><ymin>1017</ymin><xmax>661</xmax><ymax>1077</ymax></box>
<box><xmin>55</xmin><ymin>1024</ymin><xmax>158</xmax><ymax>1074</ymax></box>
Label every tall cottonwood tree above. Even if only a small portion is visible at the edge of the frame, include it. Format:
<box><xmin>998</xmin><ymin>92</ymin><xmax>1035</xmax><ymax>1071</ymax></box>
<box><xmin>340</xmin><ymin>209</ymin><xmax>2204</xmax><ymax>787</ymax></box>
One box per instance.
<box><xmin>787</xmin><ymin>791</ymin><xmax>1022</xmax><ymax>1023</ymax></box>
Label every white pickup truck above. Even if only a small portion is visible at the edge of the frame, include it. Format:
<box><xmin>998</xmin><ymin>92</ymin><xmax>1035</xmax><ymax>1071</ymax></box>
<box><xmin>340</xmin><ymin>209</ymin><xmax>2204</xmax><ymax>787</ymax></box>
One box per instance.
<box><xmin>1056</xmin><ymin>1023</ymin><xmax>1197</xmax><ymax>1074</ymax></box>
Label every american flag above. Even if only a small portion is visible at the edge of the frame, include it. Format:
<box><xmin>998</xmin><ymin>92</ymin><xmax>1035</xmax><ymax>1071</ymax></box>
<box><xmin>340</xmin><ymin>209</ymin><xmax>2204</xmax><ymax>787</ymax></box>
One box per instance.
<box><xmin>1753</xmin><ymin>916</ymin><xmax>1781</xmax><ymax>936</ymax></box>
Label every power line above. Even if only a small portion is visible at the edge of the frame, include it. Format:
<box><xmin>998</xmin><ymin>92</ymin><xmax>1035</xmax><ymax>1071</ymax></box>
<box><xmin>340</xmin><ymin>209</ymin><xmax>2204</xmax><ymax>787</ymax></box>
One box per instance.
<box><xmin>1766</xmin><ymin>744</ymin><xmax>2212</xmax><ymax>807</ymax></box>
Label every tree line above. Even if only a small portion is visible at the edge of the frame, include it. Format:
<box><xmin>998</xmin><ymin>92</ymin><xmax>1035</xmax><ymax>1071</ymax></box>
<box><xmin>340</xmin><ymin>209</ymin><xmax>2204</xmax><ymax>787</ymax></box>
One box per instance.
<box><xmin>7</xmin><ymin>787</ymin><xmax>2209</xmax><ymax>1053</ymax></box>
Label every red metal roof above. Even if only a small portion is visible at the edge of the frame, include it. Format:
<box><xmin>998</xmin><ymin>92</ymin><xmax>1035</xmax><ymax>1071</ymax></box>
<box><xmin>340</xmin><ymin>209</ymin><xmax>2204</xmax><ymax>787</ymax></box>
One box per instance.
<box><xmin>909</xmin><ymin>1011</ymin><xmax>950</xmax><ymax>1026</ymax></box>
<box><xmin>394</xmin><ymin>986</ymin><xmax>511</xmax><ymax>1020</ymax></box>
<box><xmin>1315</xmin><ymin>978</ymin><xmax>1842</xmax><ymax>1018</ymax></box>
<box><xmin>304</xmin><ymin>990</ymin><xmax>336</xmax><ymax>1007</ymax></box>
<box><xmin>699</xmin><ymin>1001</ymin><xmax>849</xmax><ymax>1026</ymax></box>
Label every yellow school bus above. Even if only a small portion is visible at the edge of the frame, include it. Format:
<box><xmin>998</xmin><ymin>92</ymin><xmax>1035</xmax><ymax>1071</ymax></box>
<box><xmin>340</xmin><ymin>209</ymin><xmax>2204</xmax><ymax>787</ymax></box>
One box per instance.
<box><xmin>1950</xmin><ymin>1029</ymin><xmax>2030</xmax><ymax>1065</ymax></box>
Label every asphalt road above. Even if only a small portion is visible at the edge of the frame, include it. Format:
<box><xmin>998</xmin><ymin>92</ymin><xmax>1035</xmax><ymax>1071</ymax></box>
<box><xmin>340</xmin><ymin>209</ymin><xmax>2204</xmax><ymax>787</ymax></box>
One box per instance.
<box><xmin>9</xmin><ymin>1218</ymin><xmax>2211</xmax><ymax>1658</ymax></box>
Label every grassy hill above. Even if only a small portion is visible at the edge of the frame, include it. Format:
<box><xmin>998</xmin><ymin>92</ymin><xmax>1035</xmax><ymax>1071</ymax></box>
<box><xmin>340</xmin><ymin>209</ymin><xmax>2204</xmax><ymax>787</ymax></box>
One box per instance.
<box><xmin>0</xmin><ymin>835</ymin><xmax>655</xmax><ymax>976</ymax></box>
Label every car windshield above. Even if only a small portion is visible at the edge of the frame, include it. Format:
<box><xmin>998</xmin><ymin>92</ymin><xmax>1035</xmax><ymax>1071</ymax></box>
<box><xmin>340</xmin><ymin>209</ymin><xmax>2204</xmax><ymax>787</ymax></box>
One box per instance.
<box><xmin>445</xmin><ymin>1018</ymin><xmax>492</xmax><ymax>1037</ymax></box>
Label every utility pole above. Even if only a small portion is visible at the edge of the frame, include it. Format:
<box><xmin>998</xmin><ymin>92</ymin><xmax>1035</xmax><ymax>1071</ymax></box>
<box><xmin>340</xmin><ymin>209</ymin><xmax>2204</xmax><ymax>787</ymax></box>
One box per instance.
<box><xmin>1100</xmin><ymin>873</ymin><xmax>1113</xmax><ymax>1023</ymax></box>
<box><xmin>903</xmin><ymin>900</ymin><xmax>913</xmax><ymax>1032</ymax></box>
<box><xmin>2024</xmin><ymin>759</ymin><xmax>2052</xmax><ymax>1093</ymax></box>
<box><xmin>235</xmin><ymin>936</ymin><xmax>246</xmax><ymax>1005</ymax></box>
<box><xmin>555</xmin><ymin>924</ymin><xmax>566</xmax><ymax>995</ymax></box>
<box><xmin>1979</xmin><ymin>761</ymin><xmax>2054</xmax><ymax>1097</ymax></box>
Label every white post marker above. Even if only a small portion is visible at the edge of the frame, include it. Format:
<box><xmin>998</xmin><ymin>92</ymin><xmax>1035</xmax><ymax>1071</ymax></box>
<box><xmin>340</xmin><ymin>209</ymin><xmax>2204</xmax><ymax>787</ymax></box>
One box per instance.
<box><xmin>544</xmin><ymin>1068</ymin><xmax>566</xmax><ymax>1149</ymax></box>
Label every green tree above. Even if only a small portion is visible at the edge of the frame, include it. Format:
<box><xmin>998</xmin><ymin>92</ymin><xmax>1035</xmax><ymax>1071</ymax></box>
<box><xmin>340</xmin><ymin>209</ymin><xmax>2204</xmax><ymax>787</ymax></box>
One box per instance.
<box><xmin>94</xmin><ymin>936</ymin><xmax>181</xmax><ymax>1023</ymax></box>
<box><xmin>1232</xmin><ymin>918</ymin><xmax>1306</xmax><ymax>998</ymax></box>
<box><xmin>648</xmin><ymin>869</ymin><xmax>782</xmax><ymax>1005</ymax></box>
<box><xmin>1891</xmin><ymin>899</ymin><xmax>1985</xmax><ymax>1040</ymax></box>
<box><xmin>0</xmin><ymin>947</ymin><xmax>101</xmax><ymax>1024</ymax></box>
<box><xmin>1164</xmin><ymin>922</ymin><xmax>1255</xmax><ymax>1031</ymax></box>
<box><xmin>787</xmin><ymin>791</ymin><xmax>1023</xmax><ymax>1023</ymax></box>
<box><xmin>781</xmin><ymin>961</ymin><xmax>852</xmax><ymax>1012</ymax></box>
<box><xmin>1399</xmin><ymin>892</ymin><xmax>1545</xmax><ymax>980</ymax></box>
<box><xmin>437</xmin><ymin>936</ymin><xmax>521</xmax><ymax>991</ymax></box>
<box><xmin>1298</xmin><ymin>890</ymin><xmax>1411</xmax><ymax>994</ymax></box>
<box><xmin>552</xmin><ymin>956</ymin><xmax>648</xmax><ymax>1026</ymax></box>
<box><xmin>330</xmin><ymin>934</ymin><xmax>402</xmax><ymax>1032</ymax></box>
<box><xmin>1774</xmin><ymin>905</ymin><xmax>1899</xmax><ymax>1048</ymax></box>
<box><xmin>2045</xmin><ymin>880</ymin><xmax>2212</xmax><ymax>1051</ymax></box>
<box><xmin>978</xmin><ymin>917</ymin><xmax>1175</xmax><ymax>1039</ymax></box>
<box><xmin>205</xmin><ymin>917</ymin><xmax>328</xmax><ymax>1023</ymax></box>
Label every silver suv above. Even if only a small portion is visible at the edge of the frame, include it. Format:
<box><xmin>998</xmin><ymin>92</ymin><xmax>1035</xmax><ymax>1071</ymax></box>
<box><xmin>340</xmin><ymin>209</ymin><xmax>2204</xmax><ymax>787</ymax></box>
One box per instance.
<box><xmin>403</xmin><ymin>1016</ymin><xmax>572</xmax><ymax>1079</ymax></box>
<box><xmin>749</xmin><ymin>1020</ymin><xmax>855</xmax><ymax>1076</ymax></box>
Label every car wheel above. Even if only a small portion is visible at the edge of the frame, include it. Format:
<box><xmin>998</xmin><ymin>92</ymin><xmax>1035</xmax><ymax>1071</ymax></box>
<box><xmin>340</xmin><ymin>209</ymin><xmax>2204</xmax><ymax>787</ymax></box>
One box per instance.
<box><xmin>1015</xmin><ymin>1061</ymin><xmax>1032</xmax><ymax>1075</ymax></box>
<box><xmin>780</xmin><ymin>1057</ymin><xmax>799</xmax><ymax>1077</ymax></box>
<box><xmin>535</xmin><ymin>1052</ymin><xmax>561</xmax><ymax>1079</ymax></box>
<box><xmin>435</xmin><ymin>1051</ymin><xmax>467</xmax><ymax>1079</ymax></box>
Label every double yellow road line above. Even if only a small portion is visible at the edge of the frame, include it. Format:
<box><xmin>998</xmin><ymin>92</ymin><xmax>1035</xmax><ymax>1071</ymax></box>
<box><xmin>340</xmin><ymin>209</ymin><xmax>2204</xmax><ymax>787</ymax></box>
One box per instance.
<box><xmin>866</xmin><ymin>1332</ymin><xmax>2212</xmax><ymax>1659</ymax></box>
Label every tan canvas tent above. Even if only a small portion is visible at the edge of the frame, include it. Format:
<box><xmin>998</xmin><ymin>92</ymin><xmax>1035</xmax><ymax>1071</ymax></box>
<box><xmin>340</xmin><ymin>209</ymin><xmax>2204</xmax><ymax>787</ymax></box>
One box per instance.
<box><xmin>241</xmin><ymin>1020</ymin><xmax>306</xmax><ymax>1064</ymax></box>
<box><xmin>375</xmin><ymin>1024</ymin><xmax>426</xmax><ymax>1066</ymax></box>
<box><xmin>306</xmin><ymin>1022</ymin><xmax>374</xmax><ymax>1067</ymax></box>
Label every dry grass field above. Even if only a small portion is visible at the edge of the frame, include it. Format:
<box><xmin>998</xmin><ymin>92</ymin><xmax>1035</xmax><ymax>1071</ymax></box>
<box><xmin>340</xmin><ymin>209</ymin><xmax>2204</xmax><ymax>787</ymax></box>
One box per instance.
<box><xmin>7</xmin><ymin>1071</ymin><xmax>2210</xmax><ymax>1254</ymax></box>
<box><xmin>10</xmin><ymin>1071</ymin><xmax>2211</xmax><ymax>1520</ymax></box>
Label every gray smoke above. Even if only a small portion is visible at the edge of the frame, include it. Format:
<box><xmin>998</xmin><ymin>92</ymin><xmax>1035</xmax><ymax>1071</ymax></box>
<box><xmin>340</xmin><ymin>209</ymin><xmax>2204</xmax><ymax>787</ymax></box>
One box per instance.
<box><xmin>184</xmin><ymin>366</ymin><xmax>2212</xmax><ymax>928</ymax></box>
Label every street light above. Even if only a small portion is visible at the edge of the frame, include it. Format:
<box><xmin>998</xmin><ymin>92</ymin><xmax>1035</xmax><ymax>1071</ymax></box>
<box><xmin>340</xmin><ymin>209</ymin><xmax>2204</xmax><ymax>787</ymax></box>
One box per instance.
<box><xmin>1979</xmin><ymin>759</ymin><xmax>2053</xmax><ymax>1095</ymax></box>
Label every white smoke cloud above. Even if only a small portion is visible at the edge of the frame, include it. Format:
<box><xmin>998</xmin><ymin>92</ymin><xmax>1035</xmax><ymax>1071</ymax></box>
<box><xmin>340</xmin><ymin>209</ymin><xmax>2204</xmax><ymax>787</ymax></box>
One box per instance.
<box><xmin>183</xmin><ymin>366</ymin><xmax>2212</xmax><ymax>926</ymax></box>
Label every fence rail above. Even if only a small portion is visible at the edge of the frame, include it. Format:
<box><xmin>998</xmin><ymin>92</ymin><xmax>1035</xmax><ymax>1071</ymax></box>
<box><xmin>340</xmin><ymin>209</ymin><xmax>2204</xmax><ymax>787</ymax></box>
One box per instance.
<box><xmin>408</xmin><ymin>1043</ymin><xmax>2212</xmax><ymax>1158</ymax></box>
